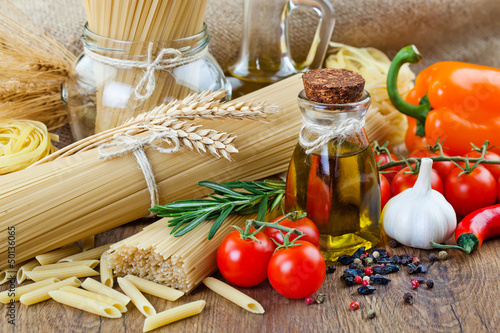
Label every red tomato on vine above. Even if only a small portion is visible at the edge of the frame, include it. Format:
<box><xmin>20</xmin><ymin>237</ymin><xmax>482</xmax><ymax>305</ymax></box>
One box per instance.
<box><xmin>217</xmin><ymin>228</ymin><xmax>275</xmax><ymax>287</ymax></box>
<box><xmin>375</xmin><ymin>153</ymin><xmax>401</xmax><ymax>182</ymax></box>
<box><xmin>466</xmin><ymin>150</ymin><xmax>500</xmax><ymax>181</ymax></box>
<box><xmin>445</xmin><ymin>166</ymin><xmax>497</xmax><ymax>217</ymax></box>
<box><xmin>268</xmin><ymin>240</ymin><xmax>326</xmax><ymax>299</ymax></box>
<box><xmin>264</xmin><ymin>214</ymin><xmax>320</xmax><ymax>248</ymax></box>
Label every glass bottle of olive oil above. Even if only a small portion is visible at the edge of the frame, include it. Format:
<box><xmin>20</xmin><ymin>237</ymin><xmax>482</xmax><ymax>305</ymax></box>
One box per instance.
<box><xmin>285</xmin><ymin>90</ymin><xmax>380</xmax><ymax>262</ymax></box>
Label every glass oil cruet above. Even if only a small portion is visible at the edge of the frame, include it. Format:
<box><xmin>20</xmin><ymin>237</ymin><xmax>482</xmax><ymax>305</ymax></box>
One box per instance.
<box><xmin>285</xmin><ymin>69</ymin><xmax>381</xmax><ymax>262</ymax></box>
<box><xmin>228</xmin><ymin>0</ymin><xmax>335</xmax><ymax>94</ymax></box>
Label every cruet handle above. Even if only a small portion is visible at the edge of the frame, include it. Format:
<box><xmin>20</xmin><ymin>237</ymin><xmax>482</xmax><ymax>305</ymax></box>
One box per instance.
<box><xmin>282</xmin><ymin>0</ymin><xmax>335</xmax><ymax>70</ymax></box>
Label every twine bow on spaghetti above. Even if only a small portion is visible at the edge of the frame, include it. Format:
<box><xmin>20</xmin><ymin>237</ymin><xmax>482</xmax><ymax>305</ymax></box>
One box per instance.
<box><xmin>299</xmin><ymin>118</ymin><xmax>365</xmax><ymax>154</ymax></box>
<box><xmin>84</xmin><ymin>42</ymin><xmax>208</xmax><ymax>102</ymax></box>
<box><xmin>98</xmin><ymin>133</ymin><xmax>180</xmax><ymax>212</ymax></box>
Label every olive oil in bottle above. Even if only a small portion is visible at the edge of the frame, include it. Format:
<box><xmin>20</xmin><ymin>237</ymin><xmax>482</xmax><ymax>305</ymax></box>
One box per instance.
<box><xmin>285</xmin><ymin>140</ymin><xmax>380</xmax><ymax>262</ymax></box>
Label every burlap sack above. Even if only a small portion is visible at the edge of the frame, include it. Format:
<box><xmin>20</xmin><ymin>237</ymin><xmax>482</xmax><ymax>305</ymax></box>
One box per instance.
<box><xmin>13</xmin><ymin>0</ymin><xmax>500</xmax><ymax>146</ymax></box>
<box><xmin>15</xmin><ymin>0</ymin><xmax>500</xmax><ymax>71</ymax></box>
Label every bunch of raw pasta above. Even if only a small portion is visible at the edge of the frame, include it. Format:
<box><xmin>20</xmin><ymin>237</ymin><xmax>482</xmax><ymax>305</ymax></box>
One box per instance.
<box><xmin>0</xmin><ymin>0</ymin><xmax>75</xmax><ymax>129</ymax></box>
<box><xmin>325</xmin><ymin>42</ymin><xmax>415</xmax><ymax>151</ymax></box>
<box><xmin>1</xmin><ymin>225</ymin><xmax>264</xmax><ymax>330</ymax></box>
<box><xmin>82</xmin><ymin>0</ymin><xmax>211</xmax><ymax>134</ymax></box>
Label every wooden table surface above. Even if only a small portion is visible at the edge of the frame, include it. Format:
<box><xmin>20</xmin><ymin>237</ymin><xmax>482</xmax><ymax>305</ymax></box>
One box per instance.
<box><xmin>2</xmin><ymin>218</ymin><xmax>499</xmax><ymax>333</ymax></box>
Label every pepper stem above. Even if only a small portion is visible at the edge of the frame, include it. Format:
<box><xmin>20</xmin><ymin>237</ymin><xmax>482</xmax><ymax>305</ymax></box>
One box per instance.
<box><xmin>430</xmin><ymin>233</ymin><xmax>480</xmax><ymax>254</ymax></box>
<box><xmin>387</xmin><ymin>45</ymin><xmax>432</xmax><ymax>137</ymax></box>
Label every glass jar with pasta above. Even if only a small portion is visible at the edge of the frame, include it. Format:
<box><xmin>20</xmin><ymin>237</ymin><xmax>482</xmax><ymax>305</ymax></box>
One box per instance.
<box><xmin>63</xmin><ymin>23</ymin><xmax>230</xmax><ymax>141</ymax></box>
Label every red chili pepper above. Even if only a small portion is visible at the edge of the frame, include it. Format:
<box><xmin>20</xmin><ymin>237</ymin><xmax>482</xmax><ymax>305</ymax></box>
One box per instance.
<box><xmin>431</xmin><ymin>204</ymin><xmax>500</xmax><ymax>253</ymax></box>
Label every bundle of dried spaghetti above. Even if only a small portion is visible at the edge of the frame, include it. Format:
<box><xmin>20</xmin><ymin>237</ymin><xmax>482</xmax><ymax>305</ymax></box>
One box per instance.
<box><xmin>0</xmin><ymin>0</ymin><xmax>75</xmax><ymax>129</ymax></box>
<box><xmin>325</xmin><ymin>42</ymin><xmax>415</xmax><ymax>151</ymax></box>
<box><xmin>0</xmin><ymin>75</ymin><xmax>304</xmax><ymax>269</ymax></box>
<box><xmin>108</xmin><ymin>214</ymin><xmax>248</xmax><ymax>292</ymax></box>
<box><xmin>0</xmin><ymin>119</ymin><xmax>58</xmax><ymax>175</ymax></box>
<box><xmin>83</xmin><ymin>0</ymin><xmax>211</xmax><ymax>134</ymax></box>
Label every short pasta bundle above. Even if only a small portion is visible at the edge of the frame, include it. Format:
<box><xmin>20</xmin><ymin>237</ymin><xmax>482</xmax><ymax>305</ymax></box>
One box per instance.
<box><xmin>108</xmin><ymin>215</ymin><xmax>249</xmax><ymax>292</ymax></box>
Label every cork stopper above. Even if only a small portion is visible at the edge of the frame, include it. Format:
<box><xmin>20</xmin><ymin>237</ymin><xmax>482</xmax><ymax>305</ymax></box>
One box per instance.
<box><xmin>302</xmin><ymin>68</ymin><xmax>365</xmax><ymax>104</ymax></box>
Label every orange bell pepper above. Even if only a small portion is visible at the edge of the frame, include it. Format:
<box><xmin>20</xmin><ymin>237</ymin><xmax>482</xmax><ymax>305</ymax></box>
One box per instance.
<box><xmin>387</xmin><ymin>45</ymin><xmax>500</xmax><ymax>156</ymax></box>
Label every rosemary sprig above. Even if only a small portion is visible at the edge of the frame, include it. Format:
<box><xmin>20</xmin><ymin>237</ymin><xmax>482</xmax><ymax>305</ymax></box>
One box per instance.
<box><xmin>149</xmin><ymin>180</ymin><xmax>286</xmax><ymax>239</ymax></box>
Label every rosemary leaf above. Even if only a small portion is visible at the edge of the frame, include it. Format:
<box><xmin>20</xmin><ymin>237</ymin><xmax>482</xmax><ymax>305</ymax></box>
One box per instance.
<box><xmin>208</xmin><ymin>204</ymin><xmax>236</xmax><ymax>240</ymax></box>
<box><xmin>151</xmin><ymin>179</ymin><xmax>287</xmax><ymax>238</ymax></box>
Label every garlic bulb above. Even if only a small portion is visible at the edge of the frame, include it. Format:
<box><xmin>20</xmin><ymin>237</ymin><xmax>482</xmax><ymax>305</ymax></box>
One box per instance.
<box><xmin>382</xmin><ymin>158</ymin><xmax>456</xmax><ymax>249</ymax></box>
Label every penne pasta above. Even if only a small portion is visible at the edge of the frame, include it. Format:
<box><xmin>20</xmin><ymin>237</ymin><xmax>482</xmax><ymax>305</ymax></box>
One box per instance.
<box><xmin>25</xmin><ymin>265</ymin><xmax>98</xmax><ymax>282</ymax></box>
<box><xmin>35</xmin><ymin>244</ymin><xmax>82</xmax><ymax>265</ymax></box>
<box><xmin>143</xmin><ymin>300</ymin><xmax>206</xmax><ymax>332</ymax></box>
<box><xmin>202</xmin><ymin>277</ymin><xmax>265</xmax><ymax>314</ymax></box>
<box><xmin>32</xmin><ymin>260</ymin><xmax>99</xmax><ymax>271</ymax></box>
<box><xmin>20</xmin><ymin>277</ymin><xmax>81</xmax><ymax>305</ymax></box>
<box><xmin>49</xmin><ymin>290</ymin><xmax>122</xmax><ymax>318</ymax></box>
<box><xmin>81</xmin><ymin>278</ymin><xmax>130</xmax><ymax>306</ymax></box>
<box><xmin>124</xmin><ymin>275</ymin><xmax>184</xmax><ymax>301</ymax></box>
<box><xmin>58</xmin><ymin>286</ymin><xmax>127</xmax><ymax>313</ymax></box>
<box><xmin>117</xmin><ymin>277</ymin><xmax>156</xmax><ymax>317</ymax></box>
<box><xmin>58</xmin><ymin>244</ymin><xmax>111</xmax><ymax>262</ymax></box>
<box><xmin>0</xmin><ymin>278</ymin><xmax>59</xmax><ymax>303</ymax></box>
<box><xmin>0</xmin><ymin>269</ymin><xmax>14</xmax><ymax>285</ymax></box>
<box><xmin>17</xmin><ymin>259</ymin><xmax>40</xmax><ymax>284</ymax></box>
<box><xmin>82</xmin><ymin>235</ymin><xmax>95</xmax><ymax>251</ymax></box>
<box><xmin>100</xmin><ymin>252</ymin><xmax>113</xmax><ymax>287</ymax></box>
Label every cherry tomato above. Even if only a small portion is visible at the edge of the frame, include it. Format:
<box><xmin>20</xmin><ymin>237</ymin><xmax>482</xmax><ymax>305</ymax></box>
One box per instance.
<box><xmin>466</xmin><ymin>151</ymin><xmax>500</xmax><ymax>181</ymax></box>
<box><xmin>374</xmin><ymin>152</ymin><xmax>401</xmax><ymax>182</ymax></box>
<box><xmin>409</xmin><ymin>148</ymin><xmax>455</xmax><ymax>182</ymax></box>
<box><xmin>380</xmin><ymin>174</ymin><xmax>391</xmax><ymax>210</ymax></box>
<box><xmin>268</xmin><ymin>240</ymin><xmax>326</xmax><ymax>299</ymax></box>
<box><xmin>445</xmin><ymin>167</ymin><xmax>497</xmax><ymax>217</ymax></box>
<box><xmin>264</xmin><ymin>215</ymin><xmax>320</xmax><ymax>248</ymax></box>
<box><xmin>391</xmin><ymin>166</ymin><xmax>444</xmax><ymax>197</ymax></box>
<box><xmin>217</xmin><ymin>228</ymin><xmax>275</xmax><ymax>287</ymax></box>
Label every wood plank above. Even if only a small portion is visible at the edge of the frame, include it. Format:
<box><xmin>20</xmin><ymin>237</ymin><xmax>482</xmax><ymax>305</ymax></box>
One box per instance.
<box><xmin>1</xmin><ymin>218</ymin><xmax>499</xmax><ymax>332</ymax></box>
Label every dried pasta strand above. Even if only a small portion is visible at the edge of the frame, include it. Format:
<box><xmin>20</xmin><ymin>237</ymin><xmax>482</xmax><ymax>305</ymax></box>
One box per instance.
<box><xmin>58</xmin><ymin>244</ymin><xmax>112</xmax><ymax>262</ymax></box>
<box><xmin>202</xmin><ymin>277</ymin><xmax>264</xmax><ymax>314</ymax></box>
<box><xmin>19</xmin><ymin>277</ymin><xmax>81</xmax><ymax>305</ymax></box>
<box><xmin>81</xmin><ymin>277</ymin><xmax>131</xmax><ymax>306</ymax></box>
<box><xmin>25</xmin><ymin>265</ymin><xmax>99</xmax><ymax>282</ymax></box>
<box><xmin>17</xmin><ymin>259</ymin><xmax>41</xmax><ymax>284</ymax></box>
<box><xmin>0</xmin><ymin>278</ymin><xmax>60</xmax><ymax>303</ymax></box>
<box><xmin>117</xmin><ymin>277</ymin><xmax>156</xmax><ymax>317</ymax></box>
<box><xmin>35</xmin><ymin>244</ymin><xmax>82</xmax><ymax>265</ymax></box>
<box><xmin>100</xmin><ymin>252</ymin><xmax>114</xmax><ymax>287</ymax></box>
<box><xmin>143</xmin><ymin>300</ymin><xmax>206</xmax><ymax>332</ymax></box>
<box><xmin>32</xmin><ymin>260</ymin><xmax>100</xmax><ymax>271</ymax></box>
<box><xmin>124</xmin><ymin>275</ymin><xmax>184</xmax><ymax>301</ymax></box>
<box><xmin>49</xmin><ymin>289</ymin><xmax>122</xmax><ymax>318</ymax></box>
<box><xmin>58</xmin><ymin>286</ymin><xmax>127</xmax><ymax>313</ymax></box>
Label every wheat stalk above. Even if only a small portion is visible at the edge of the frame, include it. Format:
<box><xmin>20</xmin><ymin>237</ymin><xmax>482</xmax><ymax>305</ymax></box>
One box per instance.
<box><xmin>32</xmin><ymin>91</ymin><xmax>278</xmax><ymax>164</ymax></box>
<box><xmin>0</xmin><ymin>0</ymin><xmax>75</xmax><ymax>129</ymax></box>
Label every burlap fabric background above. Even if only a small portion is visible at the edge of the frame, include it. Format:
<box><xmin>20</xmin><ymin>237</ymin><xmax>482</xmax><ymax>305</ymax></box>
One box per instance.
<box><xmin>13</xmin><ymin>0</ymin><xmax>500</xmax><ymax>145</ymax></box>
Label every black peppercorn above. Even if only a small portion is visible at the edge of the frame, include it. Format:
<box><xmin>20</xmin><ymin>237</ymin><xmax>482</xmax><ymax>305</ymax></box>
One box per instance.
<box><xmin>403</xmin><ymin>292</ymin><xmax>414</xmax><ymax>304</ymax></box>
<box><xmin>316</xmin><ymin>293</ymin><xmax>327</xmax><ymax>304</ymax></box>
<box><xmin>349</xmin><ymin>263</ymin><xmax>358</xmax><ymax>269</ymax></box>
<box><xmin>326</xmin><ymin>265</ymin><xmax>336</xmax><ymax>274</ymax></box>
<box><xmin>401</xmin><ymin>258</ymin><xmax>409</xmax><ymax>265</ymax></box>
<box><xmin>389</xmin><ymin>239</ymin><xmax>398</xmax><ymax>248</ymax></box>
<box><xmin>426</xmin><ymin>280</ymin><xmax>434</xmax><ymax>288</ymax></box>
<box><xmin>416</xmin><ymin>265</ymin><xmax>427</xmax><ymax>273</ymax></box>
<box><xmin>428</xmin><ymin>253</ymin><xmax>437</xmax><ymax>262</ymax></box>
<box><xmin>392</xmin><ymin>255</ymin><xmax>401</xmax><ymax>265</ymax></box>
